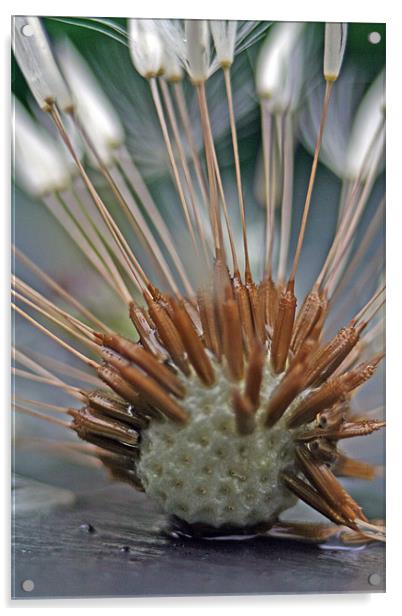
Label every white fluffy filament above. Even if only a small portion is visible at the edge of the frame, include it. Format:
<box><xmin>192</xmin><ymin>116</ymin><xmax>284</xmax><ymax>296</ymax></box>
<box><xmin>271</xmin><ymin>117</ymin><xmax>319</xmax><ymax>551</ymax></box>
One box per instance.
<box><xmin>255</xmin><ymin>22</ymin><xmax>305</xmax><ymax>111</ymax></box>
<box><xmin>12</xmin><ymin>17</ymin><xmax>73</xmax><ymax>112</ymax></box>
<box><xmin>129</xmin><ymin>19</ymin><xmax>164</xmax><ymax>78</ymax></box>
<box><xmin>185</xmin><ymin>20</ymin><xmax>211</xmax><ymax>84</ymax></box>
<box><xmin>13</xmin><ymin>96</ymin><xmax>71</xmax><ymax>196</ymax></box>
<box><xmin>345</xmin><ymin>70</ymin><xmax>385</xmax><ymax>181</ymax></box>
<box><xmin>210</xmin><ymin>20</ymin><xmax>237</xmax><ymax>67</ymax></box>
<box><xmin>56</xmin><ymin>39</ymin><xmax>125</xmax><ymax>167</ymax></box>
<box><xmin>324</xmin><ymin>23</ymin><xmax>348</xmax><ymax>82</ymax></box>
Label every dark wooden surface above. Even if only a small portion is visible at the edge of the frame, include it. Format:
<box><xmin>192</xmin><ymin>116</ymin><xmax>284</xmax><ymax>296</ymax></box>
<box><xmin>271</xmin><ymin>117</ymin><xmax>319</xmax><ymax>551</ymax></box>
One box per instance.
<box><xmin>12</xmin><ymin>481</ymin><xmax>385</xmax><ymax>599</ymax></box>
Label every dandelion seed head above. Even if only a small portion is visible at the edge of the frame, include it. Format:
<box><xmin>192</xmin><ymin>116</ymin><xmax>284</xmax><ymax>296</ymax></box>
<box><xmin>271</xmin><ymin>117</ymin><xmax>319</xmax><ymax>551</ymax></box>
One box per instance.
<box><xmin>210</xmin><ymin>20</ymin><xmax>238</xmax><ymax>68</ymax></box>
<box><xmin>255</xmin><ymin>22</ymin><xmax>304</xmax><ymax>108</ymax></box>
<box><xmin>162</xmin><ymin>47</ymin><xmax>183</xmax><ymax>82</ymax></box>
<box><xmin>138</xmin><ymin>361</ymin><xmax>299</xmax><ymax>527</ymax></box>
<box><xmin>184</xmin><ymin>20</ymin><xmax>211</xmax><ymax>84</ymax></box>
<box><xmin>323</xmin><ymin>23</ymin><xmax>348</xmax><ymax>82</ymax></box>
<box><xmin>128</xmin><ymin>19</ymin><xmax>165</xmax><ymax>78</ymax></box>
<box><xmin>13</xmin><ymin>96</ymin><xmax>72</xmax><ymax>196</ymax></box>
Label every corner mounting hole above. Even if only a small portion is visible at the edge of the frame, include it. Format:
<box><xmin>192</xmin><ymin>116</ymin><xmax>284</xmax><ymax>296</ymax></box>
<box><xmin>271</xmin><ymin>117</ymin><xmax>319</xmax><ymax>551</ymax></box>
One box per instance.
<box><xmin>368</xmin><ymin>31</ymin><xmax>381</xmax><ymax>45</ymax></box>
<box><xmin>21</xmin><ymin>579</ymin><xmax>34</xmax><ymax>592</ymax></box>
<box><xmin>21</xmin><ymin>24</ymin><xmax>34</xmax><ymax>37</ymax></box>
<box><xmin>368</xmin><ymin>573</ymin><xmax>382</xmax><ymax>586</ymax></box>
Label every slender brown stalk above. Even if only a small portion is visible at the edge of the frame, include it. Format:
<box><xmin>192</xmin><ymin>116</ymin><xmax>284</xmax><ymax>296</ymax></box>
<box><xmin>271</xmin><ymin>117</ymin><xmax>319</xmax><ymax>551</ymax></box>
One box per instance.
<box><xmin>13</xmin><ymin>303</ymin><xmax>99</xmax><ymax>369</ymax></box>
<box><xmin>49</xmin><ymin>104</ymin><xmax>146</xmax><ymax>294</ymax></box>
<box><xmin>354</xmin><ymin>285</ymin><xmax>386</xmax><ymax>325</ymax></box>
<box><xmin>12</xmin><ymin>368</ymin><xmax>86</xmax><ymax>401</ymax></box>
<box><xmin>196</xmin><ymin>82</ymin><xmax>224</xmax><ymax>260</ymax></box>
<box><xmin>73</xmin><ymin>111</ymin><xmax>181</xmax><ymax>295</ymax></box>
<box><xmin>14</xmin><ymin>402</ymin><xmax>71</xmax><ymax>429</ymax></box>
<box><xmin>289</xmin><ymin>81</ymin><xmax>333</xmax><ymax>283</ymax></box>
<box><xmin>330</xmin><ymin>197</ymin><xmax>385</xmax><ymax>304</ymax></box>
<box><xmin>115</xmin><ymin>147</ymin><xmax>194</xmax><ymax>296</ymax></box>
<box><xmin>13</xmin><ymin>246</ymin><xmax>110</xmax><ymax>332</ymax></box>
<box><xmin>148</xmin><ymin>77</ymin><xmax>199</xmax><ymax>254</ymax></box>
<box><xmin>42</xmin><ymin>191</ymin><xmax>131</xmax><ymax>303</ymax></box>
<box><xmin>159</xmin><ymin>78</ymin><xmax>210</xmax><ymax>264</ymax></box>
<box><xmin>316</xmin><ymin>122</ymin><xmax>385</xmax><ymax>293</ymax></box>
<box><xmin>17</xmin><ymin>349</ymin><xmax>101</xmax><ymax>386</ymax></box>
<box><xmin>223</xmin><ymin>66</ymin><xmax>250</xmax><ymax>278</ymax></box>
<box><xmin>172</xmin><ymin>81</ymin><xmax>209</xmax><ymax>210</ymax></box>
<box><xmin>261</xmin><ymin>102</ymin><xmax>275</xmax><ymax>276</ymax></box>
<box><xmin>277</xmin><ymin>113</ymin><xmax>295</xmax><ymax>282</ymax></box>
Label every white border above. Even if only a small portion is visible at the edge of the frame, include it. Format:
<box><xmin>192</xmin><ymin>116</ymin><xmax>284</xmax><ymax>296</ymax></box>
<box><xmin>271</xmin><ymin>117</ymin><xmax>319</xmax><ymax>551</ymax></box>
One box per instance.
<box><xmin>1</xmin><ymin>0</ymin><xmax>397</xmax><ymax>20</ymax></box>
<box><xmin>2</xmin><ymin>0</ymin><xmax>402</xmax><ymax>612</ymax></box>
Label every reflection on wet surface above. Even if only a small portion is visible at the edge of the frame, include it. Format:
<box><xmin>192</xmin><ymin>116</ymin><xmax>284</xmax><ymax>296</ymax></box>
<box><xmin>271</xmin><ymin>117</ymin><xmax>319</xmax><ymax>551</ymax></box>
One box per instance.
<box><xmin>13</xmin><ymin>483</ymin><xmax>385</xmax><ymax>598</ymax></box>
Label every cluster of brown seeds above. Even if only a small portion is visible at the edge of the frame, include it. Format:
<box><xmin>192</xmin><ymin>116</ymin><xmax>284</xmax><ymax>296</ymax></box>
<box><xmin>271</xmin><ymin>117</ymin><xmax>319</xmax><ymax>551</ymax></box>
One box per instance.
<box><xmin>23</xmin><ymin>253</ymin><xmax>380</xmax><ymax>536</ymax></box>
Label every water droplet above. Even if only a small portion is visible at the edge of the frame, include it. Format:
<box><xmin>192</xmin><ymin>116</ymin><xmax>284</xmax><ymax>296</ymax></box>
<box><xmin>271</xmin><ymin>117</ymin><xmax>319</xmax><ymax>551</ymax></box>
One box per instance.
<box><xmin>319</xmin><ymin>540</ymin><xmax>367</xmax><ymax>552</ymax></box>
<box><xmin>168</xmin><ymin>530</ymin><xmax>181</xmax><ymax>539</ymax></box>
<box><xmin>79</xmin><ymin>522</ymin><xmax>96</xmax><ymax>534</ymax></box>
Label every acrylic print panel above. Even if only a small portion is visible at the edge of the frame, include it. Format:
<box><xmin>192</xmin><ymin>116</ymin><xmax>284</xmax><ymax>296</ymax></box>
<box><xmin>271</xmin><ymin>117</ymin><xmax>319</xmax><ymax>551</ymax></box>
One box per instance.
<box><xmin>11</xmin><ymin>17</ymin><xmax>385</xmax><ymax>598</ymax></box>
